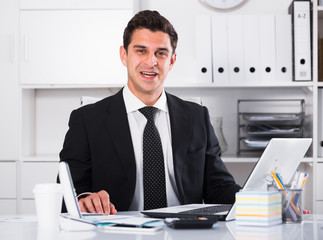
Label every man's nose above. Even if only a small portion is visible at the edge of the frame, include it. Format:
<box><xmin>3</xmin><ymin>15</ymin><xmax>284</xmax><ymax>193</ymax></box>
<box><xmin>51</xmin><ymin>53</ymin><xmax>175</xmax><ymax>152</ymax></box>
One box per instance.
<box><xmin>145</xmin><ymin>53</ymin><xmax>157</xmax><ymax>67</ymax></box>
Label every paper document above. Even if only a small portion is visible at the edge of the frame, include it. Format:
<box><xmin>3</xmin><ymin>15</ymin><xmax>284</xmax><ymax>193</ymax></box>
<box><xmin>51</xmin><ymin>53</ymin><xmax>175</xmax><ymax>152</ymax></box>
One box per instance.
<box><xmin>82</xmin><ymin>214</ymin><xmax>161</xmax><ymax>225</ymax></box>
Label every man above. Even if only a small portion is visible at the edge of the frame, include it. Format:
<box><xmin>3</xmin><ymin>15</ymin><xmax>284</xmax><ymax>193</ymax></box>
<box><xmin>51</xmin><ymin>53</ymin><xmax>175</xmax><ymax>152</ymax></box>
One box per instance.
<box><xmin>59</xmin><ymin>10</ymin><xmax>241</xmax><ymax>215</ymax></box>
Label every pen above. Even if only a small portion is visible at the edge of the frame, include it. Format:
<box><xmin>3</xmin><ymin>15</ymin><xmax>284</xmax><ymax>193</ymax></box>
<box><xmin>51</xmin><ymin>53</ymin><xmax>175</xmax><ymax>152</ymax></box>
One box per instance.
<box><xmin>271</xmin><ymin>171</ymin><xmax>284</xmax><ymax>189</ymax></box>
<box><xmin>275</xmin><ymin>172</ymin><xmax>285</xmax><ymax>189</ymax></box>
<box><xmin>301</xmin><ymin>173</ymin><xmax>308</xmax><ymax>188</ymax></box>
<box><xmin>297</xmin><ymin>172</ymin><xmax>305</xmax><ymax>189</ymax></box>
<box><xmin>290</xmin><ymin>170</ymin><xmax>300</xmax><ymax>189</ymax></box>
<box><xmin>292</xmin><ymin>173</ymin><xmax>308</xmax><ymax>207</ymax></box>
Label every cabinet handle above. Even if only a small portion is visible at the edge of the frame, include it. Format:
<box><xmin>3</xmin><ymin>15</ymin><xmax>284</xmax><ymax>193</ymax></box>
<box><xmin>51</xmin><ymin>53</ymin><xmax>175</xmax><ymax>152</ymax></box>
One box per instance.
<box><xmin>24</xmin><ymin>34</ymin><xmax>28</xmax><ymax>62</ymax></box>
<box><xmin>10</xmin><ymin>34</ymin><xmax>14</xmax><ymax>63</ymax></box>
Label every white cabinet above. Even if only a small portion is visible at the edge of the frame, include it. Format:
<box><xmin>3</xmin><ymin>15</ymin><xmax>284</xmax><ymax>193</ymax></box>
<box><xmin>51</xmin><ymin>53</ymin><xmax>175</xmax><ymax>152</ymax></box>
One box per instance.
<box><xmin>0</xmin><ymin>200</ymin><xmax>17</xmax><ymax>215</ymax></box>
<box><xmin>0</xmin><ymin>0</ymin><xmax>18</xmax><ymax>214</ymax></box>
<box><xmin>317</xmin><ymin>201</ymin><xmax>323</xmax><ymax>214</ymax></box>
<box><xmin>0</xmin><ymin>0</ymin><xmax>19</xmax><ymax>160</ymax></box>
<box><xmin>0</xmin><ymin>162</ymin><xmax>17</xmax><ymax>215</ymax></box>
<box><xmin>21</xmin><ymin>162</ymin><xmax>59</xmax><ymax>199</ymax></box>
<box><xmin>315</xmin><ymin>4</ymin><xmax>323</xmax><ymax>213</ymax></box>
<box><xmin>20</xmin><ymin>200</ymin><xmax>35</xmax><ymax>215</ymax></box>
<box><xmin>20</xmin><ymin>10</ymin><xmax>130</xmax><ymax>85</ymax></box>
<box><xmin>20</xmin><ymin>0</ymin><xmax>133</xmax><ymax>10</ymax></box>
<box><xmin>20</xmin><ymin>161</ymin><xmax>59</xmax><ymax>214</ymax></box>
<box><xmin>18</xmin><ymin>162</ymin><xmax>62</xmax><ymax>214</ymax></box>
<box><xmin>0</xmin><ymin>162</ymin><xmax>17</xmax><ymax>198</ymax></box>
<box><xmin>316</xmin><ymin>163</ymin><xmax>323</xmax><ymax>201</ymax></box>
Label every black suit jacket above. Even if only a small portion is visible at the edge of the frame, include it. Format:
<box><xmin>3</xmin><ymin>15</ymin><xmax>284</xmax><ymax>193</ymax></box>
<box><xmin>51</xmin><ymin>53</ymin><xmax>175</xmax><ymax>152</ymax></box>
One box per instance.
<box><xmin>59</xmin><ymin>89</ymin><xmax>241</xmax><ymax>211</ymax></box>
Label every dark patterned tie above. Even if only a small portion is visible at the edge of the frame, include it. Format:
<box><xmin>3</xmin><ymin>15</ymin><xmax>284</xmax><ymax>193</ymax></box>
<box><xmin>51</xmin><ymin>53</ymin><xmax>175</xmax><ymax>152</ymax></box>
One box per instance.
<box><xmin>139</xmin><ymin>106</ymin><xmax>167</xmax><ymax>210</ymax></box>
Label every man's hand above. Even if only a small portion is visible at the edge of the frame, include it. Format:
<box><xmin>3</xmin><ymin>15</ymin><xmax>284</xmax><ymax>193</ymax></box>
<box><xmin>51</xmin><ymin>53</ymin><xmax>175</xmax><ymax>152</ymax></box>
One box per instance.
<box><xmin>78</xmin><ymin>190</ymin><xmax>117</xmax><ymax>215</ymax></box>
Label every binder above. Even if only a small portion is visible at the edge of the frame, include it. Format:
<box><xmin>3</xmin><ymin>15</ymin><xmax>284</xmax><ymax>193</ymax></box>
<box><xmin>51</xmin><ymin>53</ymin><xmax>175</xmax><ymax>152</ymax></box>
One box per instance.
<box><xmin>289</xmin><ymin>0</ymin><xmax>312</xmax><ymax>81</ymax></box>
<box><xmin>227</xmin><ymin>15</ymin><xmax>245</xmax><ymax>83</ymax></box>
<box><xmin>243</xmin><ymin>15</ymin><xmax>260</xmax><ymax>83</ymax></box>
<box><xmin>195</xmin><ymin>16</ymin><xmax>213</xmax><ymax>84</ymax></box>
<box><xmin>211</xmin><ymin>15</ymin><xmax>229</xmax><ymax>84</ymax></box>
<box><xmin>319</xmin><ymin>89</ymin><xmax>323</xmax><ymax>157</ymax></box>
<box><xmin>275</xmin><ymin>15</ymin><xmax>292</xmax><ymax>83</ymax></box>
<box><xmin>319</xmin><ymin>38</ymin><xmax>323</xmax><ymax>81</ymax></box>
<box><xmin>259</xmin><ymin>15</ymin><xmax>276</xmax><ymax>82</ymax></box>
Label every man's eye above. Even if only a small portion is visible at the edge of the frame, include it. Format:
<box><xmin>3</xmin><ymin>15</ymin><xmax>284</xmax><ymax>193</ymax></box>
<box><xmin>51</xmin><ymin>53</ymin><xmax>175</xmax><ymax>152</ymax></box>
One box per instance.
<box><xmin>157</xmin><ymin>52</ymin><xmax>167</xmax><ymax>57</ymax></box>
<box><xmin>137</xmin><ymin>49</ymin><xmax>146</xmax><ymax>54</ymax></box>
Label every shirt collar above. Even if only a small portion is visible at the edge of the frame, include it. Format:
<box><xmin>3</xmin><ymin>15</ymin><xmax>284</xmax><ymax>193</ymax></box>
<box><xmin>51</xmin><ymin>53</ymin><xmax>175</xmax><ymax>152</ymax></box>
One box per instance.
<box><xmin>123</xmin><ymin>85</ymin><xmax>168</xmax><ymax>114</ymax></box>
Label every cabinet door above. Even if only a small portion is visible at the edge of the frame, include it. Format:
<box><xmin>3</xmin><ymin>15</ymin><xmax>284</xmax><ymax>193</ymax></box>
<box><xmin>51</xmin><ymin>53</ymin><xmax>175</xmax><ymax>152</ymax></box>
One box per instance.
<box><xmin>21</xmin><ymin>200</ymin><xmax>36</xmax><ymax>215</ymax></box>
<box><xmin>21</xmin><ymin>162</ymin><xmax>59</xmax><ymax>199</ymax></box>
<box><xmin>317</xmin><ymin>201</ymin><xmax>323</xmax><ymax>214</ymax></box>
<box><xmin>316</xmin><ymin>163</ymin><xmax>323</xmax><ymax>200</ymax></box>
<box><xmin>20</xmin><ymin>10</ymin><xmax>131</xmax><ymax>85</ymax></box>
<box><xmin>0</xmin><ymin>162</ymin><xmax>17</xmax><ymax>198</ymax></box>
<box><xmin>0</xmin><ymin>200</ymin><xmax>17</xmax><ymax>215</ymax></box>
<box><xmin>0</xmin><ymin>0</ymin><xmax>19</xmax><ymax>160</ymax></box>
<box><xmin>20</xmin><ymin>0</ymin><xmax>133</xmax><ymax>10</ymax></box>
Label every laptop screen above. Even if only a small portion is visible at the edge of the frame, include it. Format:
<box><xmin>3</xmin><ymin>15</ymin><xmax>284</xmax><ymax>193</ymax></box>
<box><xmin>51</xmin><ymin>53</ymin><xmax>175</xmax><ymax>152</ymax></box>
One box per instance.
<box><xmin>59</xmin><ymin>161</ymin><xmax>83</xmax><ymax>218</ymax></box>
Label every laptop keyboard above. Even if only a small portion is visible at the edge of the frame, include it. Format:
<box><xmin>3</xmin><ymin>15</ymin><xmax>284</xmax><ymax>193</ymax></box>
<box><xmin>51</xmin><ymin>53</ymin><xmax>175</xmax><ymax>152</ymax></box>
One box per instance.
<box><xmin>179</xmin><ymin>205</ymin><xmax>232</xmax><ymax>215</ymax></box>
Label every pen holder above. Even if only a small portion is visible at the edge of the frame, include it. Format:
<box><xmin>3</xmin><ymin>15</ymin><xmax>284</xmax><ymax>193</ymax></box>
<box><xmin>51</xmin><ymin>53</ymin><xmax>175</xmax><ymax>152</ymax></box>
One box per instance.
<box><xmin>279</xmin><ymin>187</ymin><xmax>302</xmax><ymax>223</ymax></box>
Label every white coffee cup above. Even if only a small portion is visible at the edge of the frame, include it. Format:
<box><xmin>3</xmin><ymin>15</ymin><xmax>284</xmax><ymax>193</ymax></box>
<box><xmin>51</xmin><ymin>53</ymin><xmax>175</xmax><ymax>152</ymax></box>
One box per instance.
<box><xmin>33</xmin><ymin>183</ymin><xmax>63</xmax><ymax>229</ymax></box>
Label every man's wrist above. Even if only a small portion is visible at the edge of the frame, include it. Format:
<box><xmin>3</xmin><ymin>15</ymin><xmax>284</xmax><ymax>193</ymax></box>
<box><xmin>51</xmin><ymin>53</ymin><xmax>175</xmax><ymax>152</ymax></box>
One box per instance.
<box><xmin>77</xmin><ymin>192</ymin><xmax>92</xmax><ymax>199</ymax></box>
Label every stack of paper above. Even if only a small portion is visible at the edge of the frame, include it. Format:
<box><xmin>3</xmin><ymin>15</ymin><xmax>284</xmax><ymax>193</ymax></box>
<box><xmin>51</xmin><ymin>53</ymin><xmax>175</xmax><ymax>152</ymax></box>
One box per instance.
<box><xmin>235</xmin><ymin>191</ymin><xmax>282</xmax><ymax>226</ymax></box>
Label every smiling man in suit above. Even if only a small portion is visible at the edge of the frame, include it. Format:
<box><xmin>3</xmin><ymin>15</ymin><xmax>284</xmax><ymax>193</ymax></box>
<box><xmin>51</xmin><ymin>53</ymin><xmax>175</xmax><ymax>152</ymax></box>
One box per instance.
<box><xmin>59</xmin><ymin>10</ymin><xmax>241</xmax><ymax>214</ymax></box>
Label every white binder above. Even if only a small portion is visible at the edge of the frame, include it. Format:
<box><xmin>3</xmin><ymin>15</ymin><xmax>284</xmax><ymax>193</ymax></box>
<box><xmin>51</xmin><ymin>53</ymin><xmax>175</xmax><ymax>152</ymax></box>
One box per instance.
<box><xmin>290</xmin><ymin>0</ymin><xmax>312</xmax><ymax>81</ymax></box>
<box><xmin>195</xmin><ymin>16</ymin><xmax>213</xmax><ymax>84</ymax></box>
<box><xmin>243</xmin><ymin>15</ymin><xmax>260</xmax><ymax>83</ymax></box>
<box><xmin>319</xmin><ymin>89</ymin><xmax>323</xmax><ymax>157</ymax></box>
<box><xmin>275</xmin><ymin>15</ymin><xmax>292</xmax><ymax>83</ymax></box>
<box><xmin>259</xmin><ymin>15</ymin><xmax>276</xmax><ymax>82</ymax></box>
<box><xmin>227</xmin><ymin>15</ymin><xmax>245</xmax><ymax>83</ymax></box>
<box><xmin>211</xmin><ymin>15</ymin><xmax>229</xmax><ymax>84</ymax></box>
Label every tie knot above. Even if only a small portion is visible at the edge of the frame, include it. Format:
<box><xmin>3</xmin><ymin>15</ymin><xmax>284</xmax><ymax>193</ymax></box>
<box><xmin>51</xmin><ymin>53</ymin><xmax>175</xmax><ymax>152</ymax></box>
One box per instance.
<box><xmin>139</xmin><ymin>106</ymin><xmax>158</xmax><ymax>121</ymax></box>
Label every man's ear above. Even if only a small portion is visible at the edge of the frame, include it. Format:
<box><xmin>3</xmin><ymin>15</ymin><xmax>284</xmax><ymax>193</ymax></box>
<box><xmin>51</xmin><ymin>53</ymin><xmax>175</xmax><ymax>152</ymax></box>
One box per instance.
<box><xmin>119</xmin><ymin>46</ymin><xmax>127</xmax><ymax>67</ymax></box>
<box><xmin>168</xmin><ymin>53</ymin><xmax>177</xmax><ymax>71</ymax></box>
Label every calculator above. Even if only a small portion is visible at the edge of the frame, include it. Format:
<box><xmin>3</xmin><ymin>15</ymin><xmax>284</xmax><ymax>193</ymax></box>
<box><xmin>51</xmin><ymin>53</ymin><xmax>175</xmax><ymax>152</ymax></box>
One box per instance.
<box><xmin>164</xmin><ymin>217</ymin><xmax>218</xmax><ymax>229</ymax></box>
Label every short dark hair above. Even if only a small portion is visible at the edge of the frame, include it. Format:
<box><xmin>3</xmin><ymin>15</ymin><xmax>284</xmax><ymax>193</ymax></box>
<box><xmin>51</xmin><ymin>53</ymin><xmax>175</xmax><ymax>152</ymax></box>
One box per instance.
<box><xmin>123</xmin><ymin>10</ymin><xmax>178</xmax><ymax>54</ymax></box>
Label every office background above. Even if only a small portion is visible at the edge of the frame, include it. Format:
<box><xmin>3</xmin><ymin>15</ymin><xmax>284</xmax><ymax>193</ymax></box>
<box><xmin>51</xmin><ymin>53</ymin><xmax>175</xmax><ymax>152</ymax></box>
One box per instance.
<box><xmin>0</xmin><ymin>0</ymin><xmax>322</xmax><ymax>215</ymax></box>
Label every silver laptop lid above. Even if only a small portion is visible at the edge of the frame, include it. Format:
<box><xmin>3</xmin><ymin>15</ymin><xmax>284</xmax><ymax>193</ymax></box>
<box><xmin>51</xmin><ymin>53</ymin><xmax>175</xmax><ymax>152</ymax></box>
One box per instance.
<box><xmin>59</xmin><ymin>161</ymin><xmax>82</xmax><ymax>218</ymax></box>
<box><xmin>225</xmin><ymin>138</ymin><xmax>312</xmax><ymax>221</ymax></box>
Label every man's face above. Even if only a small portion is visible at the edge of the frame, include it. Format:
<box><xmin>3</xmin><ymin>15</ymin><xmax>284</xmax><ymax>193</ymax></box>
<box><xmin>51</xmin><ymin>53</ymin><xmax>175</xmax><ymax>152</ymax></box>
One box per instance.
<box><xmin>120</xmin><ymin>28</ymin><xmax>176</xmax><ymax>103</ymax></box>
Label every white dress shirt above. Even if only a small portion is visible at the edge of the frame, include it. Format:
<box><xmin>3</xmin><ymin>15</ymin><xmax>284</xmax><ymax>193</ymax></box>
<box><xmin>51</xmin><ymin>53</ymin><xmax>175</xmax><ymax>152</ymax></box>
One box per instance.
<box><xmin>123</xmin><ymin>85</ymin><xmax>180</xmax><ymax>211</ymax></box>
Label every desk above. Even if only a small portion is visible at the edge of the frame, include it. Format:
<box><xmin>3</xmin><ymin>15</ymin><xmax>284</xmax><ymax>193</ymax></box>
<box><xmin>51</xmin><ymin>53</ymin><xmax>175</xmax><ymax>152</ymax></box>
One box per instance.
<box><xmin>0</xmin><ymin>213</ymin><xmax>323</xmax><ymax>240</ymax></box>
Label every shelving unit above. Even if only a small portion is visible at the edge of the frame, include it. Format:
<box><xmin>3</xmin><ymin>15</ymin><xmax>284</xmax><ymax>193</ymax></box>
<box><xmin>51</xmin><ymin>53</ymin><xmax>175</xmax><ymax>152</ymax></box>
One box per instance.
<box><xmin>316</xmin><ymin>1</ymin><xmax>323</xmax><ymax>214</ymax></box>
<box><xmin>0</xmin><ymin>0</ymin><xmax>322</xmax><ymax>215</ymax></box>
<box><xmin>17</xmin><ymin>0</ymin><xmax>134</xmax><ymax>214</ymax></box>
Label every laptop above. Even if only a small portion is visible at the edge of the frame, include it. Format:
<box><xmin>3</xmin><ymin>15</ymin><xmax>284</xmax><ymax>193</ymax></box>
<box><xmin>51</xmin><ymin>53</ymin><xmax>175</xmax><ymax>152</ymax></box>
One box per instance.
<box><xmin>58</xmin><ymin>161</ymin><xmax>158</xmax><ymax>226</ymax></box>
<box><xmin>141</xmin><ymin>138</ymin><xmax>312</xmax><ymax>221</ymax></box>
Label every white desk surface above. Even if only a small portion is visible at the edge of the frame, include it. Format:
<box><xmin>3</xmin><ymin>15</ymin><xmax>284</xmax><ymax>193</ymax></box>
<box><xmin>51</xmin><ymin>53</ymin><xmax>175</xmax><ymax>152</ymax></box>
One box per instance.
<box><xmin>0</xmin><ymin>212</ymin><xmax>323</xmax><ymax>240</ymax></box>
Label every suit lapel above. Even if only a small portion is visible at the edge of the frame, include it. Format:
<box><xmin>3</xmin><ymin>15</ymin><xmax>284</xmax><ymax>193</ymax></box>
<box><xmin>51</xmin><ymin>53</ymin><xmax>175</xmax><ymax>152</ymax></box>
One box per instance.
<box><xmin>167</xmin><ymin>93</ymin><xmax>192</xmax><ymax>204</ymax></box>
<box><xmin>102</xmin><ymin>90</ymin><xmax>136</xmax><ymax>199</ymax></box>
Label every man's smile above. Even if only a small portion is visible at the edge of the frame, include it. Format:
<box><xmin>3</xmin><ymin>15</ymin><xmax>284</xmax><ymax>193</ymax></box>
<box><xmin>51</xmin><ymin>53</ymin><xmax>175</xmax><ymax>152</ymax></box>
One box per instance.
<box><xmin>140</xmin><ymin>71</ymin><xmax>158</xmax><ymax>78</ymax></box>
